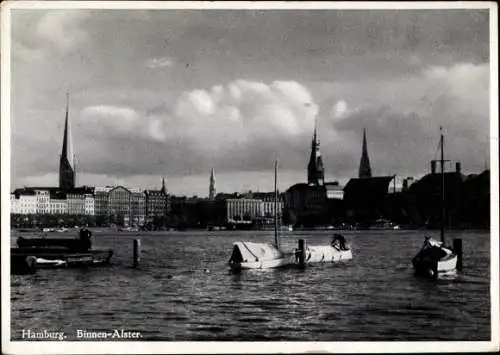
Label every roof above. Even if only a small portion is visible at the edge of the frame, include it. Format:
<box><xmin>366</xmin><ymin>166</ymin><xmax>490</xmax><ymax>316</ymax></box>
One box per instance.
<box><xmin>12</xmin><ymin>186</ymin><xmax>94</xmax><ymax>199</ymax></box>
<box><xmin>343</xmin><ymin>176</ymin><xmax>394</xmax><ymax>204</ymax></box>
<box><xmin>408</xmin><ymin>171</ymin><xmax>465</xmax><ymax>195</ymax></box>
<box><xmin>287</xmin><ymin>182</ymin><xmax>327</xmax><ymax>193</ymax></box>
<box><xmin>344</xmin><ymin>176</ymin><xmax>394</xmax><ymax>191</ymax></box>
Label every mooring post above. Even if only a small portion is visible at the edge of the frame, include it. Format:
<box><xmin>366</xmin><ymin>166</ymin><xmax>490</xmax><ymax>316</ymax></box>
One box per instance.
<box><xmin>298</xmin><ymin>239</ymin><xmax>306</xmax><ymax>268</ymax></box>
<box><xmin>453</xmin><ymin>238</ymin><xmax>463</xmax><ymax>271</ymax></box>
<box><xmin>133</xmin><ymin>239</ymin><xmax>141</xmax><ymax>268</ymax></box>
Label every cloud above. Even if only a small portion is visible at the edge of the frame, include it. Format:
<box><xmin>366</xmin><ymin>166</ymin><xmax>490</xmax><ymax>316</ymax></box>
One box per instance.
<box><xmin>332</xmin><ymin>100</ymin><xmax>352</xmax><ymax>120</ymax></box>
<box><xmin>36</xmin><ymin>11</ymin><xmax>89</xmax><ymax>53</ymax></box>
<box><xmin>73</xmin><ymin>80</ymin><xmax>318</xmax><ymax>175</ymax></box>
<box><xmin>146</xmin><ymin>56</ymin><xmax>174</xmax><ymax>69</ymax></box>
<box><xmin>328</xmin><ymin>62</ymin><xmax>489</xmax><ymax>176</ymax></box>
<box><xmin>71</xmin><ymin>59</ymin><xmax>489</xmax><ymax>181</ymax></box>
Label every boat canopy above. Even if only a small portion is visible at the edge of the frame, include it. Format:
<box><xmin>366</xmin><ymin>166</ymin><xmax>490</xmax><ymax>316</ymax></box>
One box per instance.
<box><xmin>229</xmin><ymin>242</ymin><xmax>284</xmax><ymax>263</ymax></box>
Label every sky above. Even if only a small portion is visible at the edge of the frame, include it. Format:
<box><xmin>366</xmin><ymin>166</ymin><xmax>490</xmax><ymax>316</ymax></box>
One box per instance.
<box><xmin>8</xmin><ymin>4</ymin><xmax>492</xmax><ymax>197</ymax></box>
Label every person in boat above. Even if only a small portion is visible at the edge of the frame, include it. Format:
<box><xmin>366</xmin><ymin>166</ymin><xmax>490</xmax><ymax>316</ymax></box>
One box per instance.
<box><xmin>331</xmin><ymin>233</ymin><xmax>348</xmax><ymax>251</ymax></box>
<box><xmin>78</xmin><ymin>228</ymin><xmax>92</xmax><ymax>251</ymax></box>
<box><xmin>419</xmin><ymin>235</ymin><xmax>447</xmax><ymax>260</ymax></box>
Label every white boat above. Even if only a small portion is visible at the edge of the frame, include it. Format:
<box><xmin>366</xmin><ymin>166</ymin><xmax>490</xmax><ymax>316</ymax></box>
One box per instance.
<box><xmin>412</xmin><ymin>128</ymin><xmax>458</xmax><ymax>278</ymax></box>
<box><xmin>298</xmin><ymin>234</ymin><xmax>353</xmax><ymax>265</ymax></box>
<box><xmin>412</xmin><ymin>237</ymin><xmax>457</xmax><ymax>277</ymax></box>
<box><xmin>228</xmin><ymin>161</ymin><xmax>291</xmax><ymax>271</ymax></box>
<box><xmin>303</xmin><ymin>245</ymin><xmax>353</xmax><ymax>263</ymax></box>
<box><xmin>228</xmin><ymin>242</ymin><xmax>293</xmax><ymax>270</ymax></box>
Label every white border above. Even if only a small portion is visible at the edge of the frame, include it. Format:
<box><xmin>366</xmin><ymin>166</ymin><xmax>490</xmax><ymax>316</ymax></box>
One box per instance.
<box><xmin>1</xmin><ymin>1</ymin><xmax>498</xmax><ymax>354</ymax></box>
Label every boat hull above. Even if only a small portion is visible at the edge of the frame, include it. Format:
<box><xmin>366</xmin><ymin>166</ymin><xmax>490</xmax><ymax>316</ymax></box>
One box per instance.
<box><xmin>230</xmin><ymin>256</ymin><xmax>293</xmax><ymax>271</ymax></box>
<box><xmin>11</xmin><ymin>248</ymin><xmax>113</xmax><ymax>274</ymax></box>
<box><xmin>228</xmin><ymin>241</ymin><xmax>293</xmax><ymax>271</ymax></box>
<box><xmin>303</xmin><ymin>245</ymin><xmax>353</xmax><ymax>264</ymax></box>
<box><xmin>413</xmin><ymin>251</ymin><xmax>457</xmax><ymax>278</ymax></box>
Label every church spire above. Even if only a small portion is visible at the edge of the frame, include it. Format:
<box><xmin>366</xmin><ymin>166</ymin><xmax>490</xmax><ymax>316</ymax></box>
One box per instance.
<box><xmin>358</xmin><ymin>128</ymin><xmax>372</xmax><ymax>178</ymax></box>
<box><xmin>209</xmin><ymin>168</ymin><xmax>216</xmax><ymax>200</ymax></box>
<box><xmin>307</xmin><ymin>119</ymin><xmax>325</xmax><ymax>186</ymax></box>
<box><xmin>160</xmin><ymin>176</ymin><xmax>166</xmax><ymax>194</ymax></box>
<box><xmin>59</xmin><ymin>93</ymin><xmax>75</xmax><ymax>190</ymax></box>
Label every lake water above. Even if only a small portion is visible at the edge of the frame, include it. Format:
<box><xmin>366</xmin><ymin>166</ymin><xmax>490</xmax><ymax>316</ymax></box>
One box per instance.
<box><xmin>10</xmin><ymin>229</ymin><xmax>491</xmax><ymax>341</ymax></box>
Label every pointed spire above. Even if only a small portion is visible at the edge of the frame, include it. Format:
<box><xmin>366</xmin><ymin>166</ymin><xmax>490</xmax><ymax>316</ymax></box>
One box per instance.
<box><xmin>313</xmin><ymin>118</ymin><xmax>318</xmax><ymax>143</ymax></box>
<box><xmin>209</xmin><ymin>168</ymin><xmax>216</xmax><ymax>200</ymax></box>
<box><xmin>358</xmin><ymin>128</ymin><xmax>372</xmax><ymax>178</ymax></box>
<box><xmin>59</xmin><ymin>93</ymin><xmax>75</xmax><ymax>190</ymax></box>
<box><xmin>160</xmin><ymin>176</ymin><xmax>166</xmax><ymax>194</ymax></box>
<box><xmin>307</xmin><ymin>119</ymin><xmax>324</xmax><ymax>186</ymax></box>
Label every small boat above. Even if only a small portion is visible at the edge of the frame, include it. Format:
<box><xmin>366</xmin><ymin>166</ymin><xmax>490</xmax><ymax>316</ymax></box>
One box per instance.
<box><xmin>412</xmin><ymin>237</ymin><xmax>457</xmax><ymax>278</ymax></box>
<box><xmin>412</xmin><ymin>128</ymin><xmax>458</xmax><ymax>278</ymax></box>
<box><xmin>228</xmin><ymin>241</ymin><xmax>293</xmax><ymax>271</ymax></box>
<box><xmin>298</xmin><ymin>233</ymin><xmax>353</xmax><ymax>265</ymax></box>
<box><xmin>228</xmin><ymin>161</ymin><xmax>292</xmax><ymax>271</ymax></box>
<box><xmin>11</xmin><ymin>229</ymin><xmax>113</xmax><ymax>274</ymax></box>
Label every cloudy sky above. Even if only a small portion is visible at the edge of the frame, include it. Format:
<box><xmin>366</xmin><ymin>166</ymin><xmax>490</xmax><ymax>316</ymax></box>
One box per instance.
<box><xmin>8</xmin><ymin>4</ymin><xmax>492</xmax><ymax>196</ymax></box>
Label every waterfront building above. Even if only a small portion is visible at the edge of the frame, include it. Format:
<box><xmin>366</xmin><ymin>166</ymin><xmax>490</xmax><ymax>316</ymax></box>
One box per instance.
<box><xmin>407</xmin><ymin>162</ymin><xmax>465</xmax><ymax>228</ymax></box>
<box><xmin>10</xmin><ymin>191</ymin><xmax>37</xmax><ymax>215</ymax></box>
<box><xmin>130</xmin><ymin>188</ymin><xmax>146</xmax><ymax>226</ymax></box>
<box><xmin>59</xmin><ymin>94</ymin><xmax>76</xmax><ymax>190</ymax></box>
<box><xmin>144</xmin><ymin>178</ymin><xmax>169</xmax><ymax>223</ymax></box>
<box><xmin>245</xmin><ymin>191</ymin><xmax>284</xmax><ymax>221</ymax></box>
<box><xmin>307</xmin><ymin>121</ymin><xmax>325</xmax><ymax>186</ymax></box>
<box><xmin>358</xmin><ymin>128</ymin><xmax>372</xmax><ymax>179</ymax></box>
<box><xmin>67</xmin><ymin>192</ymin><xmax>86</xmax><ymax>215</ymax></box>
<box><xmin>225</xmin><ymin>198</ymin><xmax>263</xmax><ymax>223</ymax></box>
<box><xmin>49</xmin><ymin>197</ymin><xmax>68</xmax><ymax>215</ymax></box>
<box><xmin>343</xmin><ymin>176</ymin><xmax>394</xmax><ymax>224</ymax></box>
<box><xmin>94</xmin><ymin>186</ymin><xmax>112</xmax><ymax>216</ymax></box>
<box><xmin>35</xmin><ymin>190</ymin><xmax>50</xmax><ymax>215</ymax></box>
<box><xmin>10</xmin><ymin>186</ymin><xmax>93</xmax><ymax>216</ymax></box>
<box><xmin>108</xmin><ymin>186</ymin><xmax>132</xmax><ymax>225</ymax></box>
<box><xmin>83</xmin><ymin>193</ymin><xmax>95</xmax><ymax>216</ymax></box>
<box><xmin>325</xmin><ymin>182</ymin><xmax>344</xmax><ymax>200</ymax></box>
<box><xmin>209</xmin><ymin>168</ymin><xmax>216</xmax><ymax>200</ymax></box>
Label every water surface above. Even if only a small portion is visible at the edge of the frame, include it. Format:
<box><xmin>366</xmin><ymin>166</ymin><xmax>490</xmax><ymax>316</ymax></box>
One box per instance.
<box><xmin>11</xmin><ymin>229</ymin><xmax>490</xmax><ymax>341</ymax></box>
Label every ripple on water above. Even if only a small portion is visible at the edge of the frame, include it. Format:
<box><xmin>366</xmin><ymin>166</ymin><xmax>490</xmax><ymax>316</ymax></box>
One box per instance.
<box><xmin>10</xmin><ymin>230</ymin><xmax>491</xmax><ymax>341</ymax></box>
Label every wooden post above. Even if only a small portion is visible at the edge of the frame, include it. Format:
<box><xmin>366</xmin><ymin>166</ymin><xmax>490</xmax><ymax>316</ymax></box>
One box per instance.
<box><xmin>453</xmin><ymin>238</ymin><xmax>463</xmax><ymax>271</ymax></box>
<box><xmin>298</xmin><ymin>239</ymin><xmax>306</xmax><ymax>268</ymax></box>
<box><xmin>133</xmin><ymin>239</ymin><xmax>141</xmax><ymax>268</ymax></box>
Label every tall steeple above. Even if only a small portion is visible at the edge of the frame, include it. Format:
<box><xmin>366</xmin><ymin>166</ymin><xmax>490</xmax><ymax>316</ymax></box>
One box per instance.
<box><xmin>209</xmin><ymin>168</ymin><xmax>216</xmax><ymax>200</ymax></box>
<box><xmin>160</xmin><ymin>176</ymin><xmax>167</xmax><ymax>194</ymax></box>
<box><xmin>59</xmin><ymin>93</ymin><xmax>75</xmax><ymax>190</ymax></box>
<box><xmin>358</xmin><ymin>128</ymin><xmax>372</xmax><ymax>178</ymax></box>
<box><xmin>307</xmin><ymin>120</ymin><xmax>325</xmax><ymax>186</ymax></box>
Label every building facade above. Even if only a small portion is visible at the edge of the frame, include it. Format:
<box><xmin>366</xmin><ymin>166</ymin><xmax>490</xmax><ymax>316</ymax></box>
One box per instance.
<box><xmin>225</xmin><ymin>198</ymin><xmax>263</xmax><ymax>223</ymax></box>
<box><xmin>130</xmin><ymin>189</ymin><xmax>146</xmax><ymax>226</ymax></box>
<box><xmin>108</xmin><ymin>186</ymin><xmax>132</xmax><ymax>225</ymax></box>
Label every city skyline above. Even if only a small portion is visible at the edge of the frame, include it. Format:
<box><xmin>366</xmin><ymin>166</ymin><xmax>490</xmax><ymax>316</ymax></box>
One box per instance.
<box><xmin>8</xmin><ymin>4</ymin><xmax>492</xmax><ymax>197</ymax></box>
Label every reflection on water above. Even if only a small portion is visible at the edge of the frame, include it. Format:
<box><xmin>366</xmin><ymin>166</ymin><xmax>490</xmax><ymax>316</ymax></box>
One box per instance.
<box><xmin>11</xmin><ymin>229</ymin><xmax>490</xmax><ymax>341</ymax></box>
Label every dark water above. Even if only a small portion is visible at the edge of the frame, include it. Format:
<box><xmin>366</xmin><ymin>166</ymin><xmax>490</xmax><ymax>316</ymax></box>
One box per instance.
<box><xmin>11</xmin><ymin>229</ymin><xmax>490</xmax><ymax>341</ymax></box>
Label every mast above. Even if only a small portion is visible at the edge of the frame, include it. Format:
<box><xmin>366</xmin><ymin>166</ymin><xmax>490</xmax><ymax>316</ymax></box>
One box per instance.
<box><xmin>440</xmin><ymin>127</ymin><xmax>445</xmax><ymax>244</ymax></box>
<box><xmin>274</xmin><ymin>160</ymin><xmax>279</xmax><ymax>249</ymax></box>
